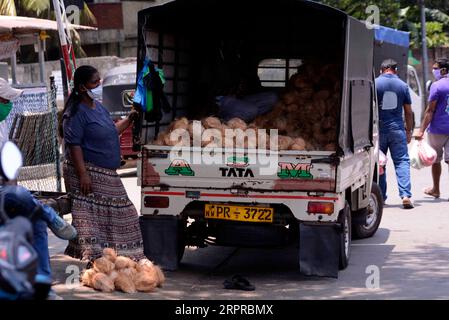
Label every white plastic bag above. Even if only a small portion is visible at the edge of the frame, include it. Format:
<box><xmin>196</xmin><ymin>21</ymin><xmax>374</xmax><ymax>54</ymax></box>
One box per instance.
<box><xmin>379</xmin><ymin>150</ymin><xmax>387</xmax><ymax>166</ymax></box>
<box><xmin>418</xmin><ymin>140</ymin><xmax>437</xmax><ymax>167</ymax></box>
<box><xmin>410</xmin><ymin>140</ymin><xmax>424</xmax><ymax>170</ymax></box>
<box><xmin>379</xmin><ymin>150</ymin><xmax>387</xmax><ymax>175</ymax></box>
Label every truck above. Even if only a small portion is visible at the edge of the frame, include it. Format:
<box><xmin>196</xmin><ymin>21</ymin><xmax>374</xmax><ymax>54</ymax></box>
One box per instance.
<box><xmin>132</xmin><ymin>0</ymin><xmax>383</xmax><ymax>277</ymax></box>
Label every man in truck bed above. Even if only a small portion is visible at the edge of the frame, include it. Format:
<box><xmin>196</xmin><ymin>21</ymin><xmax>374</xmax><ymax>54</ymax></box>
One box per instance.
<box><xmin>375</xmin><ymin>59</ymin><xmax>414</xmax><ymax>209</ymax></box>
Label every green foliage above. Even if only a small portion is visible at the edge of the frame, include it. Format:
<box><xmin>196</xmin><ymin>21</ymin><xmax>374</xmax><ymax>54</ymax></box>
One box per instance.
<box><xmin>1</xmin><ymin>0</ymin><xmax>96</xmax><ymax>61</ymax></box>
<box><xmin>319</xmin><ymin>0</ymin><xmax>449</xmax><ymax>48</ymax></box>
<box><xmin>17</xmin><ymin>0</ymin><xmax>51</xmax><ymax>17</ymax></box>
<box><xmin>0</xmin><ymin>0</ymin><xmax>17</xmax><ymax>15</ymax></box>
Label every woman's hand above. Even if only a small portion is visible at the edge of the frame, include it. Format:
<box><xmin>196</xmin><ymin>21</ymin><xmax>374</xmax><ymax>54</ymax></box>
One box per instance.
<box><xmin>79</xmin><ymin>172</ymin><xmax>92</xmax><ymax>195</ymax></box>
<box><xmin>127</xmin><ymin>109</ymin><xmax>139</xmax><ymax>123</ymax></box>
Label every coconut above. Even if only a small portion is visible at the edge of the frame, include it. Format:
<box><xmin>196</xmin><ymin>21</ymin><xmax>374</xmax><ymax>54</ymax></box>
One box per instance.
<box><xmin>93</xmin><ymin>257</ymin><xmax>115</xmax><ymax>274</ymax></box>
<box><xmin>92</xmin><ymin>273</ymin><xmax>115</xmax><ymax>292</ymax></box>
<box><xmin>103</xmin><ymin>248</ymin><xmax>117</xmax><ymax>263</ymax></box>
<box><xmin>114</xmin><ymin>256</ymin><xmax>135</xmax><ymax>270</ymax></box>
<box><xmin>169</xmin><ymin>117</ymin><xmax>189</xmax><ymax>131</ymax></box>
<box><xmin>227</xmin><ymin>118</ymin><xmax>247</xmax><ymax>130</ymax></box>
<box><xmin>114</xmin><ymin>273</ymin><xmax>136</xmax><ymax>294</ymax></box>
<box><xmin>202</xmin><ymin>116</ymin><xmax>222</xmax><ymax>129</ymax></box>
<box><xmin>81</xmin><ymin>268</ymin><xmax>97</xmax><ymax>287</ymax></box>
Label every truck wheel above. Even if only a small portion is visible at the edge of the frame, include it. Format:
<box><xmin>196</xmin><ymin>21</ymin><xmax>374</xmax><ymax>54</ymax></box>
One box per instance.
<box><xmin>338</xmin><ymin>201</ymin><xmax>351</xmax><ymax>270</ymax></box>
<box><xmin>353</xmin><ymin>183</ymin><xmax>383</xmax><ymax>239</ymax></box>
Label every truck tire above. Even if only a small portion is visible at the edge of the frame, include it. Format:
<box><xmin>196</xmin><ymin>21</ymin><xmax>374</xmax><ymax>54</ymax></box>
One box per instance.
<box><xmin>352</xmin><ymin>182</ymin><xmax>383</xmax><ymax>239</ymax></box>
<box><xmin>338</xmin><ymin>201</ymin><xmax>351</xmax><ymax>270</ymax></box>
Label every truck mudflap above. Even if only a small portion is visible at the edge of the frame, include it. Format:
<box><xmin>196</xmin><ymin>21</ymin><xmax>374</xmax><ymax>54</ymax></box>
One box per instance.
<box><xmin>139</xmin><ymin>215</ymin><xmax>184</xmax><ymax>271</ymax></box>
<box><xmin>299</xmin><ymin>222</ymin><xmax>340</xmax><ymax>278</ymax></box>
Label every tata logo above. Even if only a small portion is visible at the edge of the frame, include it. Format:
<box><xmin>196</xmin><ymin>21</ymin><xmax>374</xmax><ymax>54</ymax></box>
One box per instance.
<box><xmin>165</xmin><ymin>159</ymin><xmax>195</xmax><ymax>176</ymax></box>
<box><xmin>219</xmin><ymin>167</ymin><xmax>254</xmax><ymax>178</ymax></box>
<box><xmin>277</xmin><ymin>162</ymin><xmax>313</xmax><ymax>179</ymax></box>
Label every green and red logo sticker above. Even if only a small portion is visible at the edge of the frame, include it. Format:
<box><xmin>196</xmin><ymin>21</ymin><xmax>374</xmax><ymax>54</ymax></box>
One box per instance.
<box><xmin>165</xmin><ymin>159</ymin><xmax>195</xmax><ymax>176</ymax></box>
<box><xmin>277</xmin><ymin>162</ymin><xmax>313</xmax><ymax>179</ymax></box>
<box><xmin>164</xmin><ymin>159</ymin><xmax>312</xmax><ymax>179</ymax></box>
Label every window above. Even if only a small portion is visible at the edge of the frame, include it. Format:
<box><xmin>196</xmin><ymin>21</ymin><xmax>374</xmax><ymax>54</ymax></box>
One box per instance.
<box><xmin>258</xmin><ymin>59</ymin><xmax>302</xmax><ymax>87</ymax></box>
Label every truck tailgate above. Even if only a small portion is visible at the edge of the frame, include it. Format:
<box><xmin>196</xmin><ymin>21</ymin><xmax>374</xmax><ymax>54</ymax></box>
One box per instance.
<box><xmin>141</xmin><ymin>145</ymin><xmax>337</xmax><ymax>192</ymax></box>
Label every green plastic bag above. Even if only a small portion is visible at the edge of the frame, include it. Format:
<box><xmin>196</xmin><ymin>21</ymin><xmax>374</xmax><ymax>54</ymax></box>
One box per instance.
<box><xmin>0</xmin><ymin>102</ymin><xmax>12</xmax><ymax>122</ymax></box>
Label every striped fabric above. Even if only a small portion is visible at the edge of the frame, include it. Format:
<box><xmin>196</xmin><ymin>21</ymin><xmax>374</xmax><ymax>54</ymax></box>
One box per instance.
<box><xmin>63</xmin><ymin>161</ymin><xmax>145</xmax><ymax>261</ymax></box>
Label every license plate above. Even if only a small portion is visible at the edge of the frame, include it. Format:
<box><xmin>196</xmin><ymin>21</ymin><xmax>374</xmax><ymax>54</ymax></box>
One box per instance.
<box><xmin>204</xmin><ymin>204</ymin><xmax>273</xmax><ymax>223</ymax></box>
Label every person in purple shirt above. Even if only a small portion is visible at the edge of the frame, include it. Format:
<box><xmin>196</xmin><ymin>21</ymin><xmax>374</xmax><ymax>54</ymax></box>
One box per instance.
<box><xmin>60</xmin><ymin>66</ymin><xmax>145</xmax><ymax>262</ymax></box>
<box><xmin>417</xmin><ymin>58</ymin><xmax>449</xmax><ymax>199</ymax></box>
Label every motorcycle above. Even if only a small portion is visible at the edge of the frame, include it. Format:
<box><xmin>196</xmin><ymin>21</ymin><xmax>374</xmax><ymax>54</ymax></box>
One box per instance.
<box><xmin>0</xmin><ymin>141</ymin><xmax>39</xmax><ymax>300</ymax></box>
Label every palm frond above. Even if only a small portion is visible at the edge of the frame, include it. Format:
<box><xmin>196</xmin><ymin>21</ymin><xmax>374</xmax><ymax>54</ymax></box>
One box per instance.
<box><xmin>18</xmin><ymin>0</ymin><xmax>51</xmax><ymax>17</ymax></box>
<box><xmin>80</xmin><ymin>2</ymin><xmax>97</xmax><ymax>26</ymax></box>
<box><xmin>0</xmin><ymin>0</ymin><xmax>17</xmax><ymax>15</ymax></box>
<box><xmin>426</xmin><ymin>8</ymin><xmax>449</xmax><ymax>25</ymax></box>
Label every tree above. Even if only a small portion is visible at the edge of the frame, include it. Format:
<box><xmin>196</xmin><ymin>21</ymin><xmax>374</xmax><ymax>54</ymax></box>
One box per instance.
<box><xmin>318</xmin><ymin>0</ymin><xmax>449</xmax><ymax>48</ymax></box>
<box><xmin>0</xmin><ymin>0</ymin><xmax>97</xmax><ymax>61</ymax></box>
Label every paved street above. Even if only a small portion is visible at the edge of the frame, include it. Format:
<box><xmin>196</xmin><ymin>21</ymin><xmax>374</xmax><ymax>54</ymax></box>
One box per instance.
<box><xmin>49</xmin><ymin>157</ymin><xmax>449</xmax><ymax>300</ymax></box>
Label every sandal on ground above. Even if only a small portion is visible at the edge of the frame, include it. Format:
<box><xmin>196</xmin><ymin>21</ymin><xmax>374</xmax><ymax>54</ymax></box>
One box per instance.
<box><xmin>424</xmin><ymin>188</ymin><xmax>440</xmax><ymax>199</ymax></box>
<box><xmin>223</xmin><ymin>275</ymin><xmax>255</xmax><ymax>291</ymax></box>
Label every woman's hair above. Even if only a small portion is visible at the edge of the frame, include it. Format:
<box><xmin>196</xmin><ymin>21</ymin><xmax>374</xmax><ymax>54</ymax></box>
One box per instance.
<box><xmin>58</xmin><ymin>65</ymin><xmax>98</xmax><ymax>137</ymax></box>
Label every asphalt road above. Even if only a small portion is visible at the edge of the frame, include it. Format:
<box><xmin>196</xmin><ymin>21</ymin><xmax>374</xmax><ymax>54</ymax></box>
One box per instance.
<box><xmin>49</xmin><ymin>156</ymin><xmax>449</xmax><ymax>300</ymax></box>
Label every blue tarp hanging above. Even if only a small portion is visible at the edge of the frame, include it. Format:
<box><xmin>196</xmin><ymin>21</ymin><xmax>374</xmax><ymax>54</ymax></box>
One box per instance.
<box><xmin>374</xmin><ymin>25</ymin><xmax>410</xmax><ymax>48</ymax></box>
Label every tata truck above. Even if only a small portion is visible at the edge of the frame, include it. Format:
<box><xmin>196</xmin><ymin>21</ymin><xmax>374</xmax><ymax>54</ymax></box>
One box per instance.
<box><xmin>133</xmin><ymin>0</ymin><xmax>382</xmax><ymax>277</ymax></box>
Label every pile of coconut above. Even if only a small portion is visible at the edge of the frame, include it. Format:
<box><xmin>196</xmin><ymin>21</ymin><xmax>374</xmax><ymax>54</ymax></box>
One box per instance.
<box><xmin>81</xmin><ymin>248</ymin><xmax>165</xmax><ymax>294</ymax></box>
<box><xmin>152</xmin><ymin>63</ymin><xmax>341</xmax><ymax>152</ymax></box>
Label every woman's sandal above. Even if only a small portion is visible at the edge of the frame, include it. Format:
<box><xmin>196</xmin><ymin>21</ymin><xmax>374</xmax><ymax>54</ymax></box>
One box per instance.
<box><xmin>223</xmin><ymin>275</ymin><xmax>255</xmax><ymax>291</ymax></box>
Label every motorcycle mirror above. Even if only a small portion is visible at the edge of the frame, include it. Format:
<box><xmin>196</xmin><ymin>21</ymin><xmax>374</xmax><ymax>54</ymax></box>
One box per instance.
<box><xmin>0</xmin><ymin>141</ymin><xmax>23</xmax><ymax>181</ymax></box>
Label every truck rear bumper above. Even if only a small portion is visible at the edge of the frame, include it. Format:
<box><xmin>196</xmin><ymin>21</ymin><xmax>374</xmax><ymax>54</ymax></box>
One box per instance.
<box><xmin>141</xmin><ymin>188</ymin><xmax>344</xmax><ymax>222</ymax></box>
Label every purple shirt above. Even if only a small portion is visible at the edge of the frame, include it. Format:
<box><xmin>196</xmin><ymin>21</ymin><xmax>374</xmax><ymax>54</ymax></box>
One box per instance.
<box><xmin>428</xmin><ymin>78</ymin><xmax>449</xmax><ymax>135</ymax></box>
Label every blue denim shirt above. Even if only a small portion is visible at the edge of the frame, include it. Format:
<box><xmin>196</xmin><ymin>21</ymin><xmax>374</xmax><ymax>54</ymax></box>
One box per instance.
<box><xmin>375</xmin><ymin>74</ymin><xmax>412</xmax><ymax>132</ymax></box>
<box><xmin>63</xmin><ymin>101</ymin><xmax>121</xmax><ymax>170</ymax></box>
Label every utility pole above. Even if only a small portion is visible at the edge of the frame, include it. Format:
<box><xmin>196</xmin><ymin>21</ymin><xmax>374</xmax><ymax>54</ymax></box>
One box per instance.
<box><xmin>419</xmin><ymin>0</ymin><xmax>429</xmax><ymax>114</ymax></box>
<box><xmin>52</xmin><ymin>0</ymin><xmax>77</xmax><ymax>96</ymax></box>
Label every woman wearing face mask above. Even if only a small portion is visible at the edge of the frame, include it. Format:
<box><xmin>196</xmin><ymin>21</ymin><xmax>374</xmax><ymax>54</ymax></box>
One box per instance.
<box><xmin>59</xmin><ymin>65</ymin><xmax>144</xmax><ymax>262</ymax></box>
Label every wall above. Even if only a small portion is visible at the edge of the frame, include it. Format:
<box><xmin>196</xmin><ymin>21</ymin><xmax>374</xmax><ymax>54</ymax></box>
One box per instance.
<box><xmin>11</xmin><ymin>56</ymin><xmax>136</xmax><ymax>86</ymax></box>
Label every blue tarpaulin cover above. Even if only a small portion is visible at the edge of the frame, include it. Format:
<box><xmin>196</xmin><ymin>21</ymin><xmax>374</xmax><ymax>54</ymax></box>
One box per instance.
<box><xmin>374</xmin><ymin>25</ymin><xmax>410</xmax><ymax>48</ymax></box>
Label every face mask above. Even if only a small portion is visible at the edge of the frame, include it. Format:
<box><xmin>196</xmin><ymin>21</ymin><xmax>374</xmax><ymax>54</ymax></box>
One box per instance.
<box><xmin>0</xmin><ymin>102</ymin><xmax>13</xmax><ymax>122</ymax></box>
<box><xmin>90</xmin><ymin>86</ymin><xmax>102</xmax><ymax>101</ymax></box>
<box><xmin>433</xmin><ymin>69</ymin><xmax>442</xmax><ymax>81</ymax></box>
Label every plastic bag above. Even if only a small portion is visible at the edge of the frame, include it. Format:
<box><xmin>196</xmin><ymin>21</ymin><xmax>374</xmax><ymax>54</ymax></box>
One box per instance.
<box><xmin>379</xmin><ymin>150</ymin><xmax>387</xmax><ymax>175</ymax></box>
<box><xmin>418</xmin><ymin>140</ymin><xmax>437</xmax><ymax>167</ymax></box>
<box><xmin>379</xmin><ymin>150</ymin><xmax>387</xmax><ymax>166</ymax></box>
<box><xmin>410</xmin><ymin>140</ymin><xmax>424</xmax><ymax>170</ymax></box>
